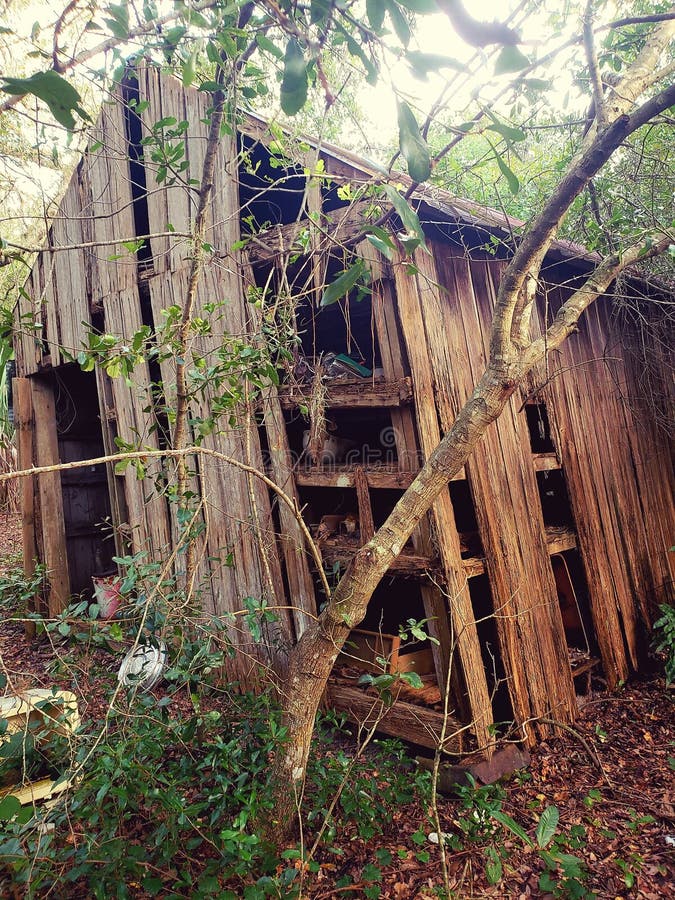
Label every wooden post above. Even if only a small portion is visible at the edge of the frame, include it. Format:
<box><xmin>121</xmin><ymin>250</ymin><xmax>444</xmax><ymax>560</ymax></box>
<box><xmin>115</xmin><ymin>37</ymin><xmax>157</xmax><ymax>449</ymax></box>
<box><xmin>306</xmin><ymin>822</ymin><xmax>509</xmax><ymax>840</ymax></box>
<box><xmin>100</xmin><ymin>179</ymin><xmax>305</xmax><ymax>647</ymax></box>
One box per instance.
<box><xmin>354</xmin><ymin>466</ymin><xmax>375</xmax><ymax>542</ymax></box>
<box><xmin>13</xmin><ymin>378</ymin><xmax>39</xmax><ymax>635</ymax></box>
<box><xmin>392</xmin><ymin>256</ymin><xmax>495</xmax><ymax>751</ymax></box>
<box><xmin>30</xmin><ymin>378</ymin><xmax>70</xmax><ymax>616</ymax></box>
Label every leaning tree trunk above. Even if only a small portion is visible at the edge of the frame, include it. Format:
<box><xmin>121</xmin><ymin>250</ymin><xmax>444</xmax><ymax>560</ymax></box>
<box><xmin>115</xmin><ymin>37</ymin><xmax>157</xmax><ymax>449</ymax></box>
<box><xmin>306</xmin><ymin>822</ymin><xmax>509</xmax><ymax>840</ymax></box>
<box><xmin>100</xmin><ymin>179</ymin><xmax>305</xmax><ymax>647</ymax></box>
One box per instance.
<box><xmin>261</xmin><ymin>44</ymin><xmax>675</xmax><ymax>839</ymax></box>
<box><xmin>263</xmin><ymin>221</ymin><xmax>672</xmax><ymax>840</ymax></box>
<box><xmin>264</xmin><ymin>369</ymin><xmax>517</xmax><ymax>836</ymax></box>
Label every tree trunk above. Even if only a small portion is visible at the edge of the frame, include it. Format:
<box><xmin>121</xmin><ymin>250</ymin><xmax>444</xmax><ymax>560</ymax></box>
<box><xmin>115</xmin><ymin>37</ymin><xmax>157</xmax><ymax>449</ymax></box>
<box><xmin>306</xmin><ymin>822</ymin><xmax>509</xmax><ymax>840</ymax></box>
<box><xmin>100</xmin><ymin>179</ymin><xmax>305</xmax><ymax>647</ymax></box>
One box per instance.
<box><xmin>265</xmin><ymin>369</ymin><xmax>516</xmax><ymax>836</ymax></box>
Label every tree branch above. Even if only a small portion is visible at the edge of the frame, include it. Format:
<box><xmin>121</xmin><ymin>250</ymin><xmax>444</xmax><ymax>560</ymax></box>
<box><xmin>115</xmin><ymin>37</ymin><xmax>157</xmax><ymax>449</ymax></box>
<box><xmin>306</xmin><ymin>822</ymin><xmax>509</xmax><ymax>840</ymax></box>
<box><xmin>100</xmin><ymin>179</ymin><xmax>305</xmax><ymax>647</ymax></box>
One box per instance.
<box><xmin>521</xmin><ymin>233</ymin><xmax>672</xmax><ymax>369</ymax></box>
<box><xmin>0</xmin><ymin>1</ymin><xmax>219</xmax><ymax>114</ymax></box>
<box><xmin>436</xmin><ymin>0</ymin><xmax>521</xmax><ymax>47</ymax></box>
<box><xmin>583</xmin><ymin>0</ymin><xmax>607</xmax><ymax>128</ymax></box>
<box><xmin>491</xmin><ymin>78</ymin><xmax>675</xmax><ymax>359</ymax></box>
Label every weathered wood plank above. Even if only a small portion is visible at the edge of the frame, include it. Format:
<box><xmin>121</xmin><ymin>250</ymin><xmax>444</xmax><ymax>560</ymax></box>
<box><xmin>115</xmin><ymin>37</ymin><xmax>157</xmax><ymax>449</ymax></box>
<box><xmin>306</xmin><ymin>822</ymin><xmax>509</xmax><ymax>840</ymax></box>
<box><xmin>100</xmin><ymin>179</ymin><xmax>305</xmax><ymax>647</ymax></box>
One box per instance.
<box><xmin>14</xmin><ymin>378</ymin><xmax>40</xmax><ymax>631</ymax></box>
<box><xmin>101</xmin><ymin>288</ymin><xmax>172</xmax><ymax>559</ymax></box>
<box><xmin>245</xmin><ymin>200</ymin><xmax>370</xmax><ymax>266</ymax></box>
<box><xmin>278</xmin><ymin>377</ymin><xmax>413</xmax><ymax>410</ymax></box>
<box><xmin>530</xmin><ymin>286</ymin><xmax>634</xmax><ymax>684</ymax></box>
<box><xmin>82</xmin><ymin>93</ymin><xmax>137</xmax><ymax>302</ymax></box>
<box><xmin>50</xmin><ymin>169</ymin><xmax>90</xmax><ymax>358</ymax></box>
<box><xmin>533</xmin><ymin>452</ymin><xmax>561</xmax><ymax>472</ymax></box>
<box><xmin>367</xmin><ymin>271</ymin><xmax>471</xmax><ymax>723</ymax></box>
<box><xmin>31</xmin><ymin>379</ymin><xmax>70</xmax><ymax>616</ymax></box>
<box><xmin>318</xmin><ymin>537</ymin><xmax>438</xmax><ymax>576</ymax></box>
<box><xmin>393</xmin><ymin>254</ymin><xmax>494</xmax><ymax>750</ymax></box>
<box><xmin>296</xmin><ymin>465</ymin><xmax>417</xmax><ymax>490</ymax></box>
<box><xmin>431</xmin><ymin>245</ymin><xmax>576</xmax><ymax>741</ymax></box>
<box><xmin>326</xmin><ymin>684</ymin><xmax>463</xmax><ymax>753</ymax></box>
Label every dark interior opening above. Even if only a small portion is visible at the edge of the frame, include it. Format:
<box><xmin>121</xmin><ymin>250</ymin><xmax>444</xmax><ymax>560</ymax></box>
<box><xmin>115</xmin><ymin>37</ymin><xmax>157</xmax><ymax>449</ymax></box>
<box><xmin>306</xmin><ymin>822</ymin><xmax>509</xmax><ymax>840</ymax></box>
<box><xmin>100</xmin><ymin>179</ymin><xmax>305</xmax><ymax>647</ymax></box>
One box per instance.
<box><xmin>468</xmin><ymin>574</ymin><xmax>512</xmax><ymax>723</ymax></box>
<box><xmin>294</xmin><ymin>276</ymin><xmax>382</xmax><ymax>372</ymax></box>
<box><xmin>285</xmin><ymin>407</ymin><xmax>397</xmax><ymax>469</ymax></box>
<box><xmin>237</xmin><ymin>135</ymin><xmax>307</xmax><ymax>233</ymax></box>
<box><xmin>121</xmin><ymin>70</ymin><xmax>153</xmax><ymax>269</ymax></box>
<box><xmin>525</xmin><ymin>402</ymin><xmax>556</xmax><ymax>453</ymax></box>
<box><xmin>537</xmin><ymin>469</ymin><xmax>575</xmax><ymax>528</ymax></box>
<box><xmin>551</xmin><ymin>550</ymin><xmax>596</xmax><ymax>654</ymax></box>
<box><xmin>50</xmin><ymin>364</ymin><xmax>115</xmax><ymax>597</ymax></box>
<box><xmin>298</xmin><ymin>486</ymin><xmax>358</xmax><ymax>532</ymax></box>
<box><xmin>449</xmin><ymin>480</ymin><xmax>482</xmax><ymax>557</ymax></box>
<box><xmin>360</xmin><ymin>577</ymin><xmax>428</xmax><ymax>636</ymax></box>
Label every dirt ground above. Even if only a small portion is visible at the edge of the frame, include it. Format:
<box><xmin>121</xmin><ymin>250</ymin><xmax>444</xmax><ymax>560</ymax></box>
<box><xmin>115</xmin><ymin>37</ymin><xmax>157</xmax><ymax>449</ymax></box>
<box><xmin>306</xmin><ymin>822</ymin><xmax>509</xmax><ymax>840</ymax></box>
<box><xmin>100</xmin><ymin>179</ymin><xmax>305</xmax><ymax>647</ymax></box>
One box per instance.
<box><xmin>0</xmin><ymin>513</ymin><xmax>673</xmax><ymax>898</ymax></box>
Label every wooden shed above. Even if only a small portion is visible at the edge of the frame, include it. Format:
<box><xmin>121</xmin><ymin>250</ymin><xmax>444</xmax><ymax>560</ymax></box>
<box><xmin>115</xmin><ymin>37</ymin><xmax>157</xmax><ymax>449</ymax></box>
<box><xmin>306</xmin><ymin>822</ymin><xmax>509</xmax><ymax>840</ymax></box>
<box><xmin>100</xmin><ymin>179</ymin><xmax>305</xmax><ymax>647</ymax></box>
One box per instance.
<box><xmin>13</xmin><ymin>65</ymin><xmax>674</xmax><ymax>750</ymax></box>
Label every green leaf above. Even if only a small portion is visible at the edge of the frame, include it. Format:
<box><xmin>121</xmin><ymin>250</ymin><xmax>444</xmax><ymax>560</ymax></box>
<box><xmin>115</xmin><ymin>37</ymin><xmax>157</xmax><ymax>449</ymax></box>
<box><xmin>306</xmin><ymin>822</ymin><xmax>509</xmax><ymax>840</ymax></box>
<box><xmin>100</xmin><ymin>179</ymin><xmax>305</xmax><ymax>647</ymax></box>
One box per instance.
<box><xmin>536</xmin><ymin>805</ymin><xmax>559</xmax><ymax>848</ymax></box>
<box><xmin>340</xmin><ymin>27</ymin><xmax>379</xmax><ymax>85</ymax></box>
<box><xmin>491</xmin><ymin>809</ymin><xmax>533</xmax><ymax>846</ymax></box>
<box><xmin>522</xmin><ymin>78</ymin><xmax>551</xmax><ymax>91</ymax></box>
<box><xmin>310</xmin><ymin>0</ymin><xmax>331</xmax><ymax>24</ymax></box>
<box><xmin>256</xmin><ymin>33</ymin><xmax>283</xmax><ymax>59</ymax></box>
<box><xmin>386</xmin><ymin>0</ymin><xmax>411</xmax><ymax>47</ymax></box>
<box><xmin>406</xmin><ymin>50</ymin><xmax>464</xmax><ymax>78</ymax></box>
<box><xmin>493</xmin><ymin>151</ymin><xmax>520</xmax><ymax>194</ymax></box>
<box><xmin>384</xmin><ymin>185</ymin><xmax>428</xmax><ymax>252</ymax></box>
<box><xmin>485</xmin><ymin>111</ymin><xmax>526</xmax><ymax>143</ymax></box>
<box><xmin>182</xmin><ymin>46</ymin><xmax>198</xmax><ymax>88</ymax></box>
<box><xmin>0</xmin><ymin>838</ymin><xmax>24</xmax><ymax>859</ymax></box>
<box><xmin>485</xmin><ymin>845</ymin><xmax>503</xmax><ymax>884</ymax></box>
<box><xmin>366</xmin><ymin>231</ymin><xmax>395</xmax><ymax>260</ymax></box>
<box><xmin>142</xmin><ymin>876</ymin><xmax>163</xmax><ymax>895</ymax></box>
<box><xmin>280</xmin><ymin>38</ymin><xmax>308</xmax><ymax>116</ymax></box>
<box><xmin>366</xmin><ymin>0</ymin><xmax>386</xmax><ymax>31</ymax></box>
<box><xmin>400</xmin><ymin>671</ymin><xmax>423</xmax><ymax>689</ymax></box>
<box><xmin>0</xmin><ymin>70</ymin><xmax>90</xmax><ymax>130</ymax></box>
<box><xmin>320</xmin><ymin>260</ymin><xmax>365</xmax><ymax>307</ymax></box>
<box><xmin>396</xmin><ymin>0</ymin><xmax>438</xmax><ymax>11</ymax></box>
<box><xmin>397</xmin><ymin>99</ymin><xmax>431</xmax><ymax>183</ymax></box>
<box><xmin>494</xmin><ymin>45</ymin><xmax>530</xmax><ymax>75</ymax></box>
<box><xmin>375</xmin><ymin>847</ymin><xmax>392</xmax><ymax>865</ymax></box>
<box><xmin>362</xmin><ymin>863</ymin><xmax>382</xmax><ymax>882</ymax></box>
<box><xmin>0</xmin><ymin>795</ymin><xmax>21</xmax><ymax>822</ymax></box>
<box><xmin>102</xmin><ymin>3</ymin><xmax>129</xmax><ymax>40</ymax></box>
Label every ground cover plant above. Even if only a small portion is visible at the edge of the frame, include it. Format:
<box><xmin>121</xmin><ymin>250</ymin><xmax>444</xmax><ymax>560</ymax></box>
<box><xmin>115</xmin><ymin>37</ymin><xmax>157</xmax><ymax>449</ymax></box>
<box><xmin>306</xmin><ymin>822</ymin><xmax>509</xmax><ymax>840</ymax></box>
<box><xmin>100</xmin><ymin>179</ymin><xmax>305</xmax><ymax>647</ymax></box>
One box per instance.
<box><xmin>0</xmin><ymin>517</ymin><xmax>673</xmax><ymax>898</ymax></box>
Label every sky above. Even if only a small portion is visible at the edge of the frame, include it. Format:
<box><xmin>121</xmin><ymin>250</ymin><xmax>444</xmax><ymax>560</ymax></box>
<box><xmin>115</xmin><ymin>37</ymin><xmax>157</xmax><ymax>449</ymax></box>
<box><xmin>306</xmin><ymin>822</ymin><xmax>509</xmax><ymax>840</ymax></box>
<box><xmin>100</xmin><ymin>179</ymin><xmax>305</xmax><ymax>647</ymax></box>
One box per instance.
<box><xmin>0</xmin><ymin>0</ymin><xmax>592</xmax><ymax>223</ymax></box>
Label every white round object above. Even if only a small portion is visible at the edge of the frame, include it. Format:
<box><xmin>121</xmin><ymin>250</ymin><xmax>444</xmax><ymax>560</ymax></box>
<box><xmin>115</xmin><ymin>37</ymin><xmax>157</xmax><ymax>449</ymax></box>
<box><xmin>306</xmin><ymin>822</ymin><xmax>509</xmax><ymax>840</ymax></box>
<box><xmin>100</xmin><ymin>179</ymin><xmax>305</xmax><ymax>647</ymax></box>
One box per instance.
<box><xmin>117</xmin><ymin>642</ymin><xmax>167</xmax><ymax>691</ymax></box>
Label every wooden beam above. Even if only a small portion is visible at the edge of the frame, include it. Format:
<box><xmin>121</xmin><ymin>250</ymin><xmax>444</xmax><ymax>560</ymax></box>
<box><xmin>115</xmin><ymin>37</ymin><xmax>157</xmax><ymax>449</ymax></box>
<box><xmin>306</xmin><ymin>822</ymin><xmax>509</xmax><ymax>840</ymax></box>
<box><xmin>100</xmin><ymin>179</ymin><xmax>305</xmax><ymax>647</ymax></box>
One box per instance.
<box><xmin>393</xmin><ymin>255</ymin><xmax>495</xmax><ymax>750</ymax></box>
<box><xmin>30</xmin><ymin>378</ymin><xmax>70</xmax><ymax>616</ymax></box>
<box><xmin>295</xmin><ymin>464</ymin><xmax>466</xmax><ymax>490</ymax></box>
<box><xmin>296</xmin><ymin>465</ymin><xmax>416</xmax><ymax>490</ymax></box>
<box><xmin>326</xmin><ymin>684</ymin><xmax>464</xmax><ymax>753</ymax></box>
<box><xmin>546</xmin><ymin>526</ymin><xmax>578</xmax><ymax>555</ymax></box>
<box><xmin>244</xmin><ymin>201</ymin><xmax>370</xmax><ymax>266</ymax></box>
<box><xmin>14</xmin><ymin>378</ymin><xmax>39</xmax><ymax>633</ymax></box>
<box><xmin>318</xmin><ymin>538</ymin><xmax>441</xmax><ymax>577</ymax></box>
<box><xmin>354</xmin><ymin>466</ymin><xmax>375</xmax><ymax>543</ymax></box>
<box><xmin>277</xmin><ymin>377</ymin><xmax>413</xmax><ymax>410</ymax></box>
<box><xmin>533</xmin><ymin>452</ymin><xmax>562</xmax><ymax>472</ymax></box>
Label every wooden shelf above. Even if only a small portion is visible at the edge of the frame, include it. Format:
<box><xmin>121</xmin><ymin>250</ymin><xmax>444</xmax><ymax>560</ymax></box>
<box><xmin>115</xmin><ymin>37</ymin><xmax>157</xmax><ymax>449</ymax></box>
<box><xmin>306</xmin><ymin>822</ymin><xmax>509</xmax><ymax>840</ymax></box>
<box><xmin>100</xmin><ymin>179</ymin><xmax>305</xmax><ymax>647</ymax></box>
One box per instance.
<box><xmin>297</xmin><ymin>465</ymin><xmax>416</xmax><ymax>490</ymax></box>
<box><xmin>312</xmin><ymin>526</ymin><xmax>575</xmax><ymax>581</ymax></box>
<box><xmin>326</xmin><ymin>683</ymin><xmax>463</xmax><ymax>752</ymax></box>
<box><xmin>546</xmin><ymin>525</ymin><xmax>577</xmax><ymax>554</ymax></box>
<box><xmin>570</xmin><ymin>656</ymin><xmax>600</xmax><ymax>679</ymax></box>
<box><xmin>278</xmin><ymin>376</ymin><xmax>413</xmax><ymax>410</ymax></box>
<box><xmin>296</xmin><ymin>463</ymin><xmax>466</xmax><ymax>489</ymax></box>
<box><xmin>317</xmin><ymin>536</ymin><xmax>441</xmax><ymax>577</ymax></box>
<box><xmin>533</xmin><ymin>452</ymin><xmax>562</xmax><ymax>472</ymax></box>
<box><xmin>461</xmin><ymin>526</ymin><xmax>578</xmax><ymax>578</ymax></box>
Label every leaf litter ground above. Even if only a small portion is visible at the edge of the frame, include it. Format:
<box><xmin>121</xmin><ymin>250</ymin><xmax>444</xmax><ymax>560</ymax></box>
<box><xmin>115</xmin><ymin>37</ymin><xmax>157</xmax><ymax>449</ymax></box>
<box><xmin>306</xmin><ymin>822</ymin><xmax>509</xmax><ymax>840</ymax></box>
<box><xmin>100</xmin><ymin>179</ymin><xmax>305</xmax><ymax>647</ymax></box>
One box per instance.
<box><xmin>0</xmin><ymin>513</ymin><xmax>672</xmax><ymax>898</ymax></box>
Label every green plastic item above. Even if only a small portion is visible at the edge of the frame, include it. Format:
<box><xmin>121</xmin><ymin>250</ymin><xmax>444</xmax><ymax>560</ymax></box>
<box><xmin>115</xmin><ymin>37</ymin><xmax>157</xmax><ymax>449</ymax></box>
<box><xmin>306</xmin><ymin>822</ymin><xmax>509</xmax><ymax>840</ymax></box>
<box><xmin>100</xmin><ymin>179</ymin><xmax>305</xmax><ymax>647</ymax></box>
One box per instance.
<box><xmin>334</xmin><ymin>354</ymin><xmax>372</xmax><ymax>377</ymax></box>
